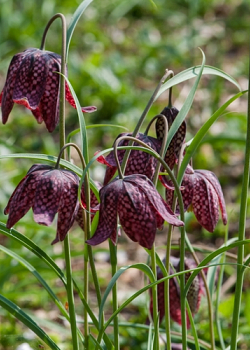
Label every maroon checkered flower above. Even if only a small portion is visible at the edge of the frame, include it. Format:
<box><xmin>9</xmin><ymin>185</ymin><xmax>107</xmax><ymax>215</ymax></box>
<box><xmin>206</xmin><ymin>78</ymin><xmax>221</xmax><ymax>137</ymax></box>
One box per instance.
<box><xmin>97</xmin><ymin>132</ymin><xmax>162</xmax><ymax>185</ymax></box>
<box><xmin>4</xmin><ymin>164</ymin><xmax>79</xmax><ymax>244</ymax></box>
<box><xmin>86</xmin><ymin>174</ymin><xmax>184</xmax><ymax>249</ymax></box>
<box><xmin>165</xmin><ymin>165</ymin><xmax>227</xmax><ymax>232</ymax></box>
<box><xmin>0</xmin><ymin>48</ymin><xmax>96</xmax><ymax>132</ymax></box>
<box><xmin>150</xmin><ymin>257</ymin><xmax>204</xmax><ymax>328</ymax></box>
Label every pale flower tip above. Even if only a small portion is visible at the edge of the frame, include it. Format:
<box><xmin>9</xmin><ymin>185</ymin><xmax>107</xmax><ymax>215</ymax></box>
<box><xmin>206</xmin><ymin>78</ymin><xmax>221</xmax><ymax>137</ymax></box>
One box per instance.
<box><xmin>81</xmin><ymin>106</ymin><xmax>97</xmax><ymax>113</ymax></box>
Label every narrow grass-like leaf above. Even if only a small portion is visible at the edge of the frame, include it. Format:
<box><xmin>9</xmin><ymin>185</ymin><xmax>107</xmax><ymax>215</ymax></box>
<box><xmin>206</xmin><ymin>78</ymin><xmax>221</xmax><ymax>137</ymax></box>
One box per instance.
<box><xmin>163</xmin><ymin>49</ymin><xmax>206</xmax><ymax>155</ymax></box>
<box><xmin>178</xmin><ymin>90</ymin><xmax>247</xmax><ymax>184</ymax></box>
<box><xmin>67</xmin><ymin>124</ymin><xmax>128</xmax><ymax>144</ymax></box>
<box><xmin>66</xmin><ymin>0</ymin><xmax>93</xmax><ymax>59</ymax></box>
<box><xmin>155</xmin><ymin>65</ymin><xmax>241</xmax><ymax>100</ymax></box>
<box><xmin>0</xmin><ymin>244</ymin><xmax>86</xmax><ymax>342</ymax></box>
<box><xmin>184</xmin><ymin>239</ymin><xmax>250</xmax><ymax>295</ymax></box>
<box><xmin>89</xmin><ymin>334</ymin><xmax>105</xmax><ymax>350</ymax></box>
<box><xmin>61</xmin><ymin>75</ymin><xmax>89</xmax><ymax>162</ymax></box>
<box><xmin>0</xmin><ymin>294</ymin><xmax>61</xmax><ymax>350</ymax></box>
<box><xmin>99</xmin><ymin>263</ymin><xmax>155</xmax><ymax>327</ymax></box>
<box><xmin>0</xmin><ymin>223</ymin><xmax>67</xmax><ymax>285</ymax></box>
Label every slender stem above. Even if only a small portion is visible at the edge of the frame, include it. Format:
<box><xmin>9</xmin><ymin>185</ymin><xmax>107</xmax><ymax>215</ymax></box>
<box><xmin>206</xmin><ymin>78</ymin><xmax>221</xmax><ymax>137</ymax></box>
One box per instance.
<box><xmin>113</xmin><ymin>138</ymin><xmax>125</xmax><ymax>179</ymax></box>
<box><xmin>215</xmin><ymin>235</ymin><xmax>227</xmax><ymax>350</ymax></box>
<box><xmin>185</xmin><ymin>236</ymin><xmax>215</xmax><ymax>350</ymax></box>
<box><xmin>47</xmin><ymin>13</ymin><xmax>79</xmax><ymax>350</ymax></box>
<box><xmin>120</xmin><ymin>69</ymin><xmax>172</xmax><ymax>173</ymax></box>
<box><xmin>150</xmin><ymin>244</ymin><xmax>159</xmax><ymax>350</ymax></box>
<box><xmin>230</xmin><ymin>46</ymin><xmax>250</xmax><ymax>349</ymax></box>
<box><xmin>109</xmin><ymin>241</ymin><xmax>119</xmax><ymax>350</ymax></box>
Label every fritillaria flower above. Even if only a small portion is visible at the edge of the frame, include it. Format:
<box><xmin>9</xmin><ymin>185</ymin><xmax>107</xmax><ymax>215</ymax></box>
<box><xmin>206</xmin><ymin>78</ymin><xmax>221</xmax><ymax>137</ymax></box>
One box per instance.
<box><xmin>0</xmin><ymin>48</ymin><xmax>96</xmax><ymax>132</ymax></box>
<box><xmin>97</xmin><ymin>132</ymin><xmax>162</xmax><ymax>185</ymax></box>
<box><xmin>86</xmin><ymin>174</ymin><xmax>184</xmax><ymax>249</ymax></box>
<box><xmin>166</xmin><ymin>165</ymin><xmax>228</xmax><ymax>232</ymax></box>
<box><xmin>4</xmin><ymin>164</ymin><xmax>79</xmax><ymax>244</ymax></box>
<box><xmin>150</xmin><ymin>257</ymin><xmax>204</xmax><ymax>327</ymax></box>
<box><xmin>156</xmin><ymin>106</ymin><xmax>186</xmax><ymax>170</ymax></box>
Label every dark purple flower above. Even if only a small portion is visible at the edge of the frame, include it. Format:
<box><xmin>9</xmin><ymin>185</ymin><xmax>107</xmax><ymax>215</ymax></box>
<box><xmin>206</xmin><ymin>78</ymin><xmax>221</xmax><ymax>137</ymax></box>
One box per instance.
<box><xmin>97</xmin><ymin>132</ymin><xmax>162</xmax><ymax>185</ymax></box>
<box><xmin>86</xmin><ymin>174</ymin><xmax>184</xmax><ymax>249</ymax></box>
<box><xmin>0</xmin><ymin>48</ymin><xmax>96</xmax><ymax>132</ymax></box>
<box><xmin>165</xmin><ymin>165</ymin><xmax>227</xmax><ymax>232</ymax></box>
<box><xmin>150</xmin><ymin>257</ymin><xmax>204</xmax><ymax>328</ymax></box>
<box><xmin>4</xmin><ymin>164</ymin><xmax>79</xmax><ymax>244</ymax></box>
<box><xmin>156</xmin><ymin>106</ymin><xmax>186</xmax><ymax>170</ymax></box>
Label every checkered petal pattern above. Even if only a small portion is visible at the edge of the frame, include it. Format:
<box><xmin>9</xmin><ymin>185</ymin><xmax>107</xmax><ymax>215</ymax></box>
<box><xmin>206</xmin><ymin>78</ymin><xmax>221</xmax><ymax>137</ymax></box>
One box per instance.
<box><xmin>195</xmin><ymin>170</ymin><xmax>227</xmax><ymax>225</ymax></box>
<box><xmin>0</xmin><ymin>48</ymin><xmax>96</xmax><ymax>132</ymax></box>
<box><xmin>150</xmin><ymin>257</ymin><xmax>204</xmax><ymax>328</ymax></box>
<box><xmin>87</xmin><ymin>174</ymin><xmax>184</xmax><ymax>249</ymax></box>
<box><xmin>4</xmin><ymin>164</ymin><xmax>80</xmax><ymax>244</ymax></box>
<box><xmin>166</xmin><ymin>164</ymin><xmax>227</xmax><ymax>232</ymax></box>
<box><xmin>99</xmin><ymin>133</ymin><xmax>162</xmax><ymax>184</ymax></box>
<box><xmin>86</xmin><ymin>179</ymin><xmax>121</xmax><ymax>245</ymax></box>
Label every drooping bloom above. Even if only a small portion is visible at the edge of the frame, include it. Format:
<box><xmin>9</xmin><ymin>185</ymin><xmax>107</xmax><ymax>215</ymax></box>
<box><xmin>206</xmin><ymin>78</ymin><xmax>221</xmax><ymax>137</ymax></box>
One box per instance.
<box><xmin>86</xmin><ymin>174</ymin><xmax>184</xmax><ymax>249</ymax></box>
<box><xmin>149</xmin><ymin>256</ymin><xmax>204</xmax><ymax>327</ymax></box>
<box><xmin>156</xmin><ymin>106</ymin><xmax>186</xmax><ymax>170</ymax></box>
<box><xmin>0</xmin><ymin>48</ymin><xmax>96</xmax><ymax>132</ymax></box>
<box><xmin>97</xmin><ymin>132</ymin><xmax>162</xmax><ymax>185</ymax></box>
<box><xmin>165</xmin><ymin>165</ymin><xmax>228</xmax><ymax>232</ymax></box>
<box><xmin>4</xmin><ymin>164</ymin><xmax>79</xmax><ymax>244</ymax></box>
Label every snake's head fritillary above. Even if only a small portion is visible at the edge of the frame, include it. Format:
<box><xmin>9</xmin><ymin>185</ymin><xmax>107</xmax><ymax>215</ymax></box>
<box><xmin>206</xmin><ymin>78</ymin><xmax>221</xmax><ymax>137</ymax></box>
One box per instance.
<box><xmin>97</xmin><ymin>132</ymin><xmax>162</xmax><ymax>185</ymax></box>
<box><xmin>150</xmin><ymin>256</ymin><xmax>204</xmax><ymax>328</ymax></box>
<box><xmin>86</xmin><ymin>174</ymin><xmax>184</xmax><ymax>249</ymax></box>
<box><xmin>165</xmin><ymin>165</ymin><xmax>227</xmax><ymax>232</ymax></box>
<box><xmin>4</xmin><ymin>164</ymin><xmax>80</xmax><ymax>244</ymax></box>
<box><xmin>0</xmin><ymin>48</ymin><xmax>96</xmax><ymax>132</ymax></box>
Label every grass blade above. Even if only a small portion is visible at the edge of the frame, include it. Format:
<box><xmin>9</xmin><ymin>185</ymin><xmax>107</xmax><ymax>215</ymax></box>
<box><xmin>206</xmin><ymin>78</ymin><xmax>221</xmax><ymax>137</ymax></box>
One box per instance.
<box><xmin>0</xmin><ymin>294</ymin><xmax>61</xmax><ymax>350</ymax></box>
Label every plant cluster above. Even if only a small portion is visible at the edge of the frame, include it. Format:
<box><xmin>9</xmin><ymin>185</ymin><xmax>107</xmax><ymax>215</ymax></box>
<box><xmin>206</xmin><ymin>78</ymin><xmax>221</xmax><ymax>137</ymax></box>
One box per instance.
<box><xmin>0</xmin><ymin>1</ymin><xmax>249</xmax><ymax>350</ymax></box>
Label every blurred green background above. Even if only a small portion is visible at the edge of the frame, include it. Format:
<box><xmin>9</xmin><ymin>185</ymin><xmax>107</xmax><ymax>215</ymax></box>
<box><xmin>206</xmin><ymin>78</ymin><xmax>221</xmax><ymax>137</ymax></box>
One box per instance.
<box><xmin>0</xmin><ymin>0</ymin><xmax>249</xmax><ymax>349</ymax></box>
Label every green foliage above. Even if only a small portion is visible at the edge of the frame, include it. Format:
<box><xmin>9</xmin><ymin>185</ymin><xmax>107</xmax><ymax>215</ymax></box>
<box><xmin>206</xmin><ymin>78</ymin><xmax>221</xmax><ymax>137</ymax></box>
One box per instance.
<box><xmin>0</xmin><ymin>0</ymin><xmax>249</xmax><ymax>349</ymax></box>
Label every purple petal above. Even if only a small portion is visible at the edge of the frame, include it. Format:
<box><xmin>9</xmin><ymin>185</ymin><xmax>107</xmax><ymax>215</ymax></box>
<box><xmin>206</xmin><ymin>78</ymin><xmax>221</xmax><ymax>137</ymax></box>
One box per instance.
<box><xmin>33</xmin><ymin>169</ymin><xmax>63</xmax><ymax>226</ymax></box>
<box><xmin>125</xmin><ymin>175</ymin><xmax>184</xmax><ymax>227</ymax></box>
<box><xmin>38</xmin><ymin>58</ymin><xmax>60</xmax><ymax>132</ymax></box>
<box><xmin>52</xmin><ymin>174</ymin><xmax>79</xmax><ymax>244</ymax></box>
<box><xmin>1</xmin><ymin>52</ymin><xmax>26</xmax><ymax>123</ymax></box>
<box><xmin>118</xmin><ymin>182</ymin><xmax>157</xmax><ymax>249</ymax></box>
<box><xmin>5</xmin><ymin>167</ymin><xmax>47</xmax><ymax>227</ymax></box>
<box><xmin>192</xmin><ymin>174</ymin><xmax>219</xmax><ymax>232</ymax></box>
<box><xmin>12</xmin><ymin>50</ymin><xmax>49</xmax><ymax>109</ymax></box>
<box><xmin>195</xmin><ymin>170</ymin><xmax>227</xmax><ymax>225</ymax></box>
<box><xmin>86</xmin><ymin>180</ymin><xmax>120</xmax><ymax>245</ymax></box>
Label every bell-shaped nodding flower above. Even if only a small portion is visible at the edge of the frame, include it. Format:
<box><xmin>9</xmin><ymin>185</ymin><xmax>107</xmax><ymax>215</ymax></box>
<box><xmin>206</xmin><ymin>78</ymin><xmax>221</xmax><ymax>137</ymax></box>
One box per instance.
<box><xmin>156</xmin><ymin>106</ymin><xmax>186</xmax><ymax>170</ymax></box>
<box><xmin>150</xmin><ymin>257</ymin><xmax>204</xmax><ymax>328</ymax></box>
<box><xmin>86</xmin><ymin>174</ymin><xmax>184</xmax><ymax>249</ymax></box>
<box><xmin>97</xmin><ymin>132</ymin><xmax>162</xmax><ymax>185</ymax></box>
<box><xmin>4</xmin><ymin>164</ymin><xmax>79</xmax><ymax>244</ymax></box>
<box><xmin>165</xmin><ymin>165</ymin><xmax>228</xmax><ymax>232</ymax></box>
<box><xmin>0</xmin><ymin>48</ymin><xmax>96</xmax><ymax>132</ymax></box>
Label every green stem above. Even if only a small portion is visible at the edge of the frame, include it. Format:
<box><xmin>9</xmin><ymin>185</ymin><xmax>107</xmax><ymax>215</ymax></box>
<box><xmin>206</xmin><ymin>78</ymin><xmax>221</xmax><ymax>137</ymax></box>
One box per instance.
<box><xmin>150</xmin><ymin>244</ymin><xmax>159</xmax><ymax>350</ymax></box>
<box><xmin>120</xmin><ymin>69</ymin><xmax>173</xmax><ymax>172</ymax></box>
<box><xmin>109</xmin><ymin>241</ymin><xmax>119</xmax><ymax>350</ymax></box>
<box><xmin>47</xmin><ymin>13</ymin><xmax>79</xmax><ymax>350</ymax></box>
<box><xmin>230</xmin><ymin>49</ymin><xmax>250</xmax><ymax>348</ymax></box>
